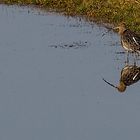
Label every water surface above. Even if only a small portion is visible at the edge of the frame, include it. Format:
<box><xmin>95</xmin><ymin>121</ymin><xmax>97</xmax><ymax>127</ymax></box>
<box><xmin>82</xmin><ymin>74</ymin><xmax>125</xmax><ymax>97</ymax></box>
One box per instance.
<box><xmin>0</xmin><ymin>5</ymin><xmax>140</xmax><ymax>140</ymax></box>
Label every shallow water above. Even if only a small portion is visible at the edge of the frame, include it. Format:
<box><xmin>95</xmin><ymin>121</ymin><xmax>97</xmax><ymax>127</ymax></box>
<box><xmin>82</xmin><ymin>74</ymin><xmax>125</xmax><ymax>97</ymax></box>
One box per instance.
<box><xmin>0</xmin><ymin>4</ymin><xmax>140</xmax><ymax>140</ymax></box>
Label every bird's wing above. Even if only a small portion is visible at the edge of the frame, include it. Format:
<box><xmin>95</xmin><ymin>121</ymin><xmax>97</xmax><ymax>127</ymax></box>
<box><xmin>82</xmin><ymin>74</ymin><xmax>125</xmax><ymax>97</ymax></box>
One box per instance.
<box><xmin>131</xmin><ymin>32</ymin><xmax>140</xmax><ymax>46</ymax></box>
<box><xmin>123</xmin><ymin>30</ymin><xmax>140</xmax><ymax>49</ymax></box>
<box><xmin>121</xmin><ymin>65</ymin><xmax>140</xmax><ymax>86</ymax></box>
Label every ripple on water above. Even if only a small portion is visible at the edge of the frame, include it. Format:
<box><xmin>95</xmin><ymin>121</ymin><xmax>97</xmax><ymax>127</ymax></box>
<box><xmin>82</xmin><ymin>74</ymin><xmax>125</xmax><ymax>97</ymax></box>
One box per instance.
<box><xmin>49</xmin><ymin>41</ymin><xmax>91</xmax><ymax>49</ymax></box>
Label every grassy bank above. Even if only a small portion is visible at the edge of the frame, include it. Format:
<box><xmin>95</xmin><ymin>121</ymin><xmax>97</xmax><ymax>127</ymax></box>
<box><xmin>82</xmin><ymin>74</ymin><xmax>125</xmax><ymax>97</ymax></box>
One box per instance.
<box><xmin>1</xmin><ymin>0</ymin><xmax>140</xmax><ymax>31</ymax></box>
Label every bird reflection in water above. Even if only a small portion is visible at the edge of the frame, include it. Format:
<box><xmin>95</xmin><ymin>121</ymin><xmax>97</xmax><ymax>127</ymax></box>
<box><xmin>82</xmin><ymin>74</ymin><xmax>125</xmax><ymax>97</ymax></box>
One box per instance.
<box><xmin>103</xmin><ymin>64</ymin><xmax>140</xmax><ymax>92</ymax></box>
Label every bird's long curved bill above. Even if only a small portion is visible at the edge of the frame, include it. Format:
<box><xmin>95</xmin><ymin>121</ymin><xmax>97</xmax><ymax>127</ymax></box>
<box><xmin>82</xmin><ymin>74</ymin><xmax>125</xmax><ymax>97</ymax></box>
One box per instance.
<box><xmin>102</xmin><ymin>78</ymin><xmax>117</xmax><ymax>89</ymax></box>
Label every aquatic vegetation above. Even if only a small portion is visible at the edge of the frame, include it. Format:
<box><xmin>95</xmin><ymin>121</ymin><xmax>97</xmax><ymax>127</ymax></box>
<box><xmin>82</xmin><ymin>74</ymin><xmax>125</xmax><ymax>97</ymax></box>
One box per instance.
<box><xmin>1</xmin><ymin>0</ymin><xmax>140</xmax><ymax>31</ymax></box>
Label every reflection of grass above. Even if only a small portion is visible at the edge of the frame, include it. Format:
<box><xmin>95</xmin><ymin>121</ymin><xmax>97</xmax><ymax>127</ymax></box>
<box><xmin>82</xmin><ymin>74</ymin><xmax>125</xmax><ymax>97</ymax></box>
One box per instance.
<box><xmin>2</xmin><ymin>0</ymin><xmax>140</xmax><ymax>31</ymax></box>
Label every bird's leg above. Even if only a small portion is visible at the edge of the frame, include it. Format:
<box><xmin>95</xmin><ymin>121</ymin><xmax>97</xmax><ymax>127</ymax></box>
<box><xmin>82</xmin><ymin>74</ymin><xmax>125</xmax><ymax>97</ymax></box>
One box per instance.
<box><xmin>133</xmin><ymin>52</ymin><xmax>139</xmax><ymax>65</ymax></box>
<box><xmin>132</xmin><ymin>52</ymin><xmax>137</xmax><ymax>65</ymax></box>
<box><xmin>125</xmin><ymin>51</ymin><xmax>129</xmax><ymax>64</ymax></box>
<box><xmin>133</xmin><ymin>52</ymin><xmax>136</xmax><ymax>65</ymax></box>
<box><xmin>134</xmin><ymin>56</ymin><xmax>136</xmax><ymax>65</ymax></box>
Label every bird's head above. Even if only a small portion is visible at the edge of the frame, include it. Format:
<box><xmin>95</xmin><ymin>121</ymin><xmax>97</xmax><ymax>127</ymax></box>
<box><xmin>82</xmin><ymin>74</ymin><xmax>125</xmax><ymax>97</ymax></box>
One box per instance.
<box><xmin>117</xmin><ymin>81</ymin><xmax>127</xmax><ymax>92</ymax></box>
<box><xmin>114</xmin><ymin>22</ymin><xmax>127</xmax><ymax>35</ymax></box>
<box><xmin>102</xmin><ymin>78</ymin><xmax>126</xmax><ymax>93</ymax></box>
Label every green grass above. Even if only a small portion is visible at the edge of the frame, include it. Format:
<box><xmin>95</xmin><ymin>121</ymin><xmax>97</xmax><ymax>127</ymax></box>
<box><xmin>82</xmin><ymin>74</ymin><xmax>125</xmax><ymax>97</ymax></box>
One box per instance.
<box><xmin>1</xmin><ymin>0</ymin><xmax>140</xmax><ymax>31</ymax></box>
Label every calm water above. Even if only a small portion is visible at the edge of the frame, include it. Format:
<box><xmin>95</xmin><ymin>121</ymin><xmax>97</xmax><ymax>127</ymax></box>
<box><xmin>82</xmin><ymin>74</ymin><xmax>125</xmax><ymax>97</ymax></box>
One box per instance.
<box><xmin>0</xmin><ymin>4</ymin><xmax>140</xmax><ymax>140</ymax></box>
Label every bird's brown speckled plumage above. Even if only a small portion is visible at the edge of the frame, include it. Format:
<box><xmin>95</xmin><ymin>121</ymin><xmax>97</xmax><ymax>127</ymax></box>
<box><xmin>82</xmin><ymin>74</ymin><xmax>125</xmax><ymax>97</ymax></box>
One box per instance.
<box><xmin>117</xmin><ymin>65</ymin><xmax>140</xmax><ymax>92</ymax></box>
<box><xmin>103</xmin><ymin>65</ymin><xmax>140</xmax><ymax>92</ymax></box>
<box><xmin>115</xmin><ymin>23</ymin><xmax>140</xmax><ymax>53</ymax></box>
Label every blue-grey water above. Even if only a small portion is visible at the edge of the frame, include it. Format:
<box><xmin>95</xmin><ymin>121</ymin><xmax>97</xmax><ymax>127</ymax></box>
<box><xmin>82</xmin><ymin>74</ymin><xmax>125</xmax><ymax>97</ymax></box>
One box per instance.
<box><xmin>0</xmin><ymin>4</ymin><xmax>140</xmax><ymax>140</ymax></box>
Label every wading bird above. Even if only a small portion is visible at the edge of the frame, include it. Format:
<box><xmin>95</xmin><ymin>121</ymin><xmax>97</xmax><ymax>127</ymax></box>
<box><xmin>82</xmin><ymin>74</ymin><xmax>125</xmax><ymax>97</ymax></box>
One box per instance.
<box><xmin>103</xmin><ymin>65</ymin><xmax>140</xmax><ymax>92</ymax></box>
<box><xmin>114</xmin><ymin>23</ymin><xmax>140</xmax><ymax>62</ymax></box>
